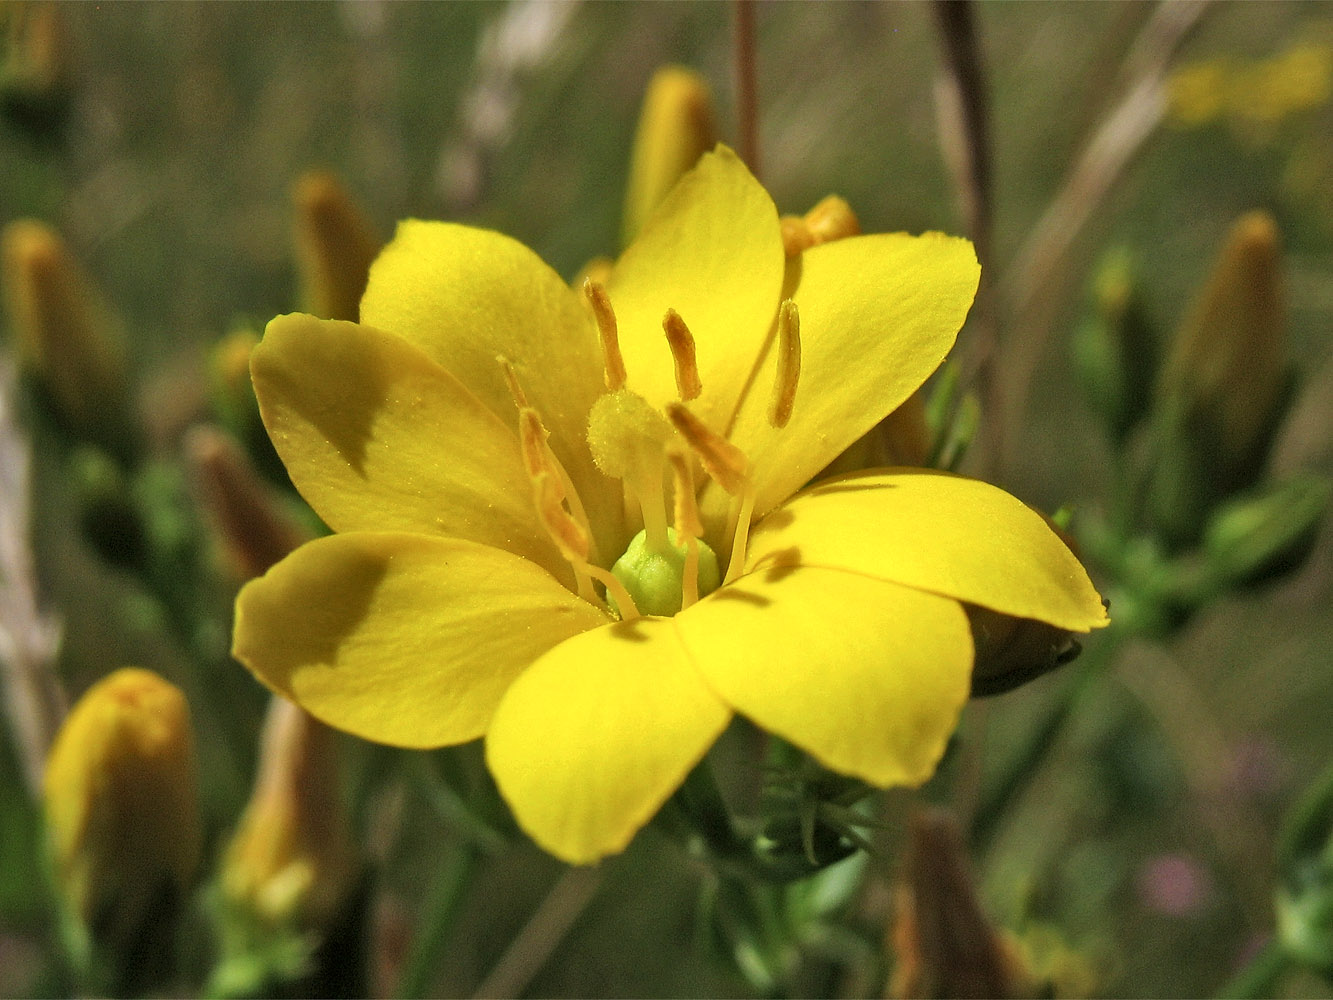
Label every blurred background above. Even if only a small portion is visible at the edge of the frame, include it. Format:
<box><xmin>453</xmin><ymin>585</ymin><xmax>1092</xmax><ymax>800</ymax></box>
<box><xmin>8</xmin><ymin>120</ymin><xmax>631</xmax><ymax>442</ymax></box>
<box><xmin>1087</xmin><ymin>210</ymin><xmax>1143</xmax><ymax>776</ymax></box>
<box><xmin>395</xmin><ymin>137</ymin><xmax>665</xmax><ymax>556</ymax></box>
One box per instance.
<box><xmin>1</xmin><ymin>2</ymin><xmax>1331</xmax><ymax>997</ymax></box>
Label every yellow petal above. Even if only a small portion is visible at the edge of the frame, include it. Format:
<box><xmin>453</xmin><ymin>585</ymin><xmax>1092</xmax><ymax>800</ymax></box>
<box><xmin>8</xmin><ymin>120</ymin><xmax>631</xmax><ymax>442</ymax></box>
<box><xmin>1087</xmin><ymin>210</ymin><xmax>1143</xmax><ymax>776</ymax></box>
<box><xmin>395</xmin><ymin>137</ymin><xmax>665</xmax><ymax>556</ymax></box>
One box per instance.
<box><xmin>485</xmin><ymin>617</ymin><xmax>730</xmax><ymax>864</ymax></box>
<box><xmin>606</xmin><ymin>145</ymin><xmax>786</xmax><ymax>429</ymax></box>
<box><xmin>675</xmin><ymin>566</ymin><xmax>972</xmax><ymax>787</ymax></box>
<box><xmin>748</xmin><ymin>470</ymin><xmax>1109</xmax><ymax>631</ymax></box>
<box><xmin>233</xmin><ymin>532</ymin><xmax>608</xmax><ymax>749</ymax></box>
<box><xmin>705</xmin><ymin>232</ymin><xmax>980</xmax><ymax>527</ymax></box>
<box><xmin>252</xmin><ymin>314</ymin><xmax>571</xmax><ymax>583</ymax></box>
<box><xmin>360</xmin><ymin>220</ymin><xmax>624</xmax><ymax>559</ymax></box>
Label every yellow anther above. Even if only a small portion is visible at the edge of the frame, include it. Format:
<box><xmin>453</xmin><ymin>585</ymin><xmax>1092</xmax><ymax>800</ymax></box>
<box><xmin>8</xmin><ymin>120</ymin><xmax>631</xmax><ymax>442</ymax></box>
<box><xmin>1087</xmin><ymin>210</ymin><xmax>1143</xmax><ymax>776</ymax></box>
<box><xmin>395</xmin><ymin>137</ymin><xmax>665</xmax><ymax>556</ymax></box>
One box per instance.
<box><xmin>584</xmin><ymin>279</ymin><xmax>627</xmax><ymax>391</ymax></box>
<box><xmin>768</xmin><ymin>299</ymin><xmax>801</xmax><ymax>429</ymax></box>
<box><xmin>666</xmin><ymin>403</ymin><xmax>749</xmax><ymax>496</ymax></box>
<box><xmin>804</xmin><ymin>195</ymin><xmax>861</xmax><ymax>245</ymax></box>
<box><xmin>780</xmin><ymin>196</ymin><xmax>861</xmax><ymax>258</ymax></box>
<box><xmin>780</xmin><ymin>216</ymin><xmax>816</xmax><ymax>257</ymax></box>
<box><xmin>517</xmin><ymin>408</ymin><xmax>558</xmax><ymax>488</ymax></box>
<box><xmin>667</xmin><ymin>449</ymin><xmax>703</xmax><ymax>539</ymax></box>
<box><xmin>662</xmin><ymin>309</ymin><xmax>702</xmax><ymax>401</ymax></box>
<box><xmin>498</xmin><ymin>355</ymin><xmax>530</xmax><ymax>410</ymax></box>
<box><xmin>531</xmin><ymin>471</ymin><xmax>589</xmax><ymax>565</ymax></box>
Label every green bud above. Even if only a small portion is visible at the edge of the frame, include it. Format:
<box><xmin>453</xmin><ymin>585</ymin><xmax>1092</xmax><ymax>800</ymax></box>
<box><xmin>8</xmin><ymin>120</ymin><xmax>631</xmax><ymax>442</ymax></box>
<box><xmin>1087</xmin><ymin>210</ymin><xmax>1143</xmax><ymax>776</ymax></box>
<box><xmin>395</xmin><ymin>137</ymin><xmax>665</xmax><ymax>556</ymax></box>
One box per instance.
<box><xmin>610</xmin><ymin>527</ymin><xmax>720</xmax><ymax>617</ymax></box>
<box><xmin>1204</xmin><ymin>474</ymin><xmax>1331</xmax><ymax>588</ymax></box>
<box><xmin>1276</xmin><ymin>763</ymin><xmax>1333</xmax><ymax>977</ymax></box>
<box><xmin>1148</xmin><ymin>212</ymin><xmax>1290</xmax><ymax>548</ymax></box>
<box><xmin>1071</xmin><ymin>249</ymin><xmax>1157</xmax><ymax>442</ymax></box>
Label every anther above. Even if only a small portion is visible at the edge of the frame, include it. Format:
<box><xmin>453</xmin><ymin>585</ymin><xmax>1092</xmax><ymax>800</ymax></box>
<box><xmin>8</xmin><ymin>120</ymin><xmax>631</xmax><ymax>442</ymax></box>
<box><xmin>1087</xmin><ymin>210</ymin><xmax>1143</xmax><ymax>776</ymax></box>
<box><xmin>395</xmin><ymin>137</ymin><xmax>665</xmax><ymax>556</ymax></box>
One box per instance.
<box><xmin>768</xmin><ymin>299</ymin><xmax>800</xmax><ymax>429</ymax></box>
<box><xmin>518</xmin><ymin>408</ymin><xmax>557</xmax><ymax>486</ymax></box>
<box><xmin>498</xmin><ymin>355</ymin><xmax>530</xmax><ymax>409</ymax></box>
<box><xmin>584</xmin><ymin>279</ymin><xmax>627</xmax><ymax>391</ymax></box>
<box><xmin>662</xmin><ymin>309</ymin><xmax>702</xmax><ymax>401</ymax></box>
<box><xmin>666</xmin><ymin>403</ymin><xmax>749</xmax><ymax>496</ymax></box>
<box><xmin>532</xmin><ymin>471</ymin><xmax>588</xmax><ymax>564</ymax></box>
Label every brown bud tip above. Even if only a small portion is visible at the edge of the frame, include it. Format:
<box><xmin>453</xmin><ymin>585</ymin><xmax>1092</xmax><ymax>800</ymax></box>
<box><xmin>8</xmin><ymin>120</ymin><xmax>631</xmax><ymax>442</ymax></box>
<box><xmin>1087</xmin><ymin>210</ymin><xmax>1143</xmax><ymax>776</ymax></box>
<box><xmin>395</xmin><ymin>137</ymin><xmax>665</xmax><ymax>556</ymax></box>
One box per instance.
<box><xmin>292</xmin><ymin>171</ymin><xmax>382</xmax><ymax>322</ymax></box>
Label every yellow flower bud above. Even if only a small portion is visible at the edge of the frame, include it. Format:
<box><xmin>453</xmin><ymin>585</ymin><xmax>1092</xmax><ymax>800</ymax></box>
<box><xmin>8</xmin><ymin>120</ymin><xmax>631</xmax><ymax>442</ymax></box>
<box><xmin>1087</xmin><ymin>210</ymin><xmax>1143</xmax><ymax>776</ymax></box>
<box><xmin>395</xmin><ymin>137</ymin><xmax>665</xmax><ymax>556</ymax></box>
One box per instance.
<box><xmin>292</xmin><ymin>171</ymin><xmax>381</xmax><ymax>322</ymax></box>
<box><xmin>185</xmin><ymin>426</ymin><xmax>309</xmax><ymax>580</ymax></box>
<box><xmin>43</xmin><ymin>668</ymin><xmax>201</xmax><ymax>947</ymax></box>
<box><xmin>1150</xmin><ymin>211</ymin><xmax>1288</xmax><ymax>546</ymax></box>
<box><xmin>222</xmin><ymin>698</ymin><xmax>357</xmax><ymax>932</ymax></box>
<box><xmin>621</xmin><ymin>66</ymin><xmax>716</xmax><ymax>248</ymax></box>
<box><xmin>889</xmin><ymin>809</ymin><xmax>1027</xmax><ymax>999</ymax></box>
<box><xmin>1</xmin><ymin>219</ymin><xmax>129</xmax><ymax>446</ymax></box>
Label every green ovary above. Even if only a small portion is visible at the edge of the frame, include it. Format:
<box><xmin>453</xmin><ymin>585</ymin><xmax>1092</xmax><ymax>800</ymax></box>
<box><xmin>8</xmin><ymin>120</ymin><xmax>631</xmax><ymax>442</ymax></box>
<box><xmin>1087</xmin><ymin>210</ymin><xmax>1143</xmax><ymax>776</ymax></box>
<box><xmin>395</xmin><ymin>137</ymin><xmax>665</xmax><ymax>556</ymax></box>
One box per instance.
<box><xmin>610</xmin><ymin>527</ymin><xmax>720</xmax><ymax>617</ymax></box>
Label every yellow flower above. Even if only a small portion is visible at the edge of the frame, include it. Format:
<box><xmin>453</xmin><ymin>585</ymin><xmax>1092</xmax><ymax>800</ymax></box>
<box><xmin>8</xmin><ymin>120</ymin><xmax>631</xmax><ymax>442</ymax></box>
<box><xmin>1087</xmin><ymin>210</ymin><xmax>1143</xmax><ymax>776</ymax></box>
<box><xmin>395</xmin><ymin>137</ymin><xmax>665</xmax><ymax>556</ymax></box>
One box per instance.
<box><xmin>233</xmin><ymin>146</ymin><xmax>1107</xmax><ymax>864</ymax></box>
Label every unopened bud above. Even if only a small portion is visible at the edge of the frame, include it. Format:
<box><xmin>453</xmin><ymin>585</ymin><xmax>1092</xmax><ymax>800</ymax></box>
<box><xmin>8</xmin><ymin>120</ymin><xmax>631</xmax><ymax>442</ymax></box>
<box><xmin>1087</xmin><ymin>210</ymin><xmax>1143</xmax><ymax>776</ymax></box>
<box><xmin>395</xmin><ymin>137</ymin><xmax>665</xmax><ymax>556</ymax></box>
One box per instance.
<box><xmin>0</xmin><ymin>2</ymin><xmax>73</xmax><ymax>133</ymax></box>
<box><xmin>1071</xmin><ymin>249</ymin><xmax>1156</xmax><ymax>442</ymax></box>
<box><xmin>1149</xmin><ymin>212</ymin><xmax>1289</xmax><ymax>547</ymax></box>
<box><xmin>222</xmin><ymin>699</ymin><xmax>358</xmax><ymax>932</ymax></box>
<box><xmin>622</xmin><ymin>66</ymin><xmax>716</xmax><ymax>248</ymax></box>
<box><xmin>1203</xmin><ymin>474</ymin><xmax>1331</xmax><ymax>589</ymax></box>
<box><xmin>967</xmin><ymin>607</ymin><xmax>1080</xmax><ymax>697</ymax></box>
<box><xmin>889</xmin><ymin>808</ymin><xmax>1025</xmax><ymax>999</ymax></box>
<box><xmin>1276</xmin><ymin>762</ymin><xmax>1333</xmax><ymax>976</ymax></box>
<box><xmin>185</xmin><ymin>426</ymin><xmax>309</xmax><ymax>580</ymax></box>
<box><xmin>293</xmin><ymin>171</ymin><xmax>381</xmax><ymax>322</ymax></box>
<box><xmin>43</xmin><ymin>669</ymin><xmax>201</xmax><ymax>970</ymax></box>
<box><xmin>1</xmin><ymin>220</ymin><xmax>131</xmax><ymax>450</ymax></box>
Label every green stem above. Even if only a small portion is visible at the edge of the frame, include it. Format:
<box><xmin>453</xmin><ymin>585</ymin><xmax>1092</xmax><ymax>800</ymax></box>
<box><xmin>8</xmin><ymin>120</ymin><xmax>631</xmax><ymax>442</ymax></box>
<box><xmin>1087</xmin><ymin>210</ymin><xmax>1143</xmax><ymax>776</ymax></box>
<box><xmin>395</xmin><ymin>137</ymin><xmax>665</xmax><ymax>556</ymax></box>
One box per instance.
<box><xmin>1217</xmin><ymin>938</ymin><xmax>1289</xmax><ymax>1000</ymax></box>
<box><xmin>395</xmin><ymin>841</ymin><xmax>480</xmax><ymax>1000</ymax></box>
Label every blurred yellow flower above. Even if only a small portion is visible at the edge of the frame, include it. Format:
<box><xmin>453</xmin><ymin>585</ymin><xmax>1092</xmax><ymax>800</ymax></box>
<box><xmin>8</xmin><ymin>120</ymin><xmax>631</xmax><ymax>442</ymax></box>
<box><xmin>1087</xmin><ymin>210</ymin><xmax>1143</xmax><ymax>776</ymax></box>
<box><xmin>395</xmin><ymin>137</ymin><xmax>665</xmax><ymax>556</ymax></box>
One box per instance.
<box><xmin>43</xmin><ymin>668</ymin><xmax>201</xmax><ymax>943</ymax></box>
<box><xmin>233</xmin><ymin>146</ymin><xmax>1107</xmax><ymax>864</ymax></box>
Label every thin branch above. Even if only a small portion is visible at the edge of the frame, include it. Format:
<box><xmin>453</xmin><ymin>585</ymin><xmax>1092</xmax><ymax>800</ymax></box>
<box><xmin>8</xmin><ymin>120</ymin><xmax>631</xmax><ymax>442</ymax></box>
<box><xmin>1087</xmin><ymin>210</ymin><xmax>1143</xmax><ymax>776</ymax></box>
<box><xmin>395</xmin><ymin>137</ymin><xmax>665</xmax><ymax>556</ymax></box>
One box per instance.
<box><xmin>733</xmin><ymin>0</ymin><xmax>761</xmax><ymax>179</ymax></box>
<box><xmin>996</xmin><ymin>0</ymin><xmax>1209</xmax><ymax>468</ymax></box>
<box><xmin>471</xmin><ymin>866</ymin><xmax>604</xmax><ymax>999</ymax></box>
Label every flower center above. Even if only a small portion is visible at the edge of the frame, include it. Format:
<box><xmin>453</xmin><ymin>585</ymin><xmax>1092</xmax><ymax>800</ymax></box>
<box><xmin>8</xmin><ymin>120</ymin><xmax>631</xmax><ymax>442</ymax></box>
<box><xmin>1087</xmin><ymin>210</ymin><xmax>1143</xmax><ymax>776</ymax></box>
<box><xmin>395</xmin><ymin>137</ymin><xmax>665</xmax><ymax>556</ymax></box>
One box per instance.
<box><xmin>506</xmin><ymin>280</ymin><xmax>801</xmax><ymax>622</ymax></box>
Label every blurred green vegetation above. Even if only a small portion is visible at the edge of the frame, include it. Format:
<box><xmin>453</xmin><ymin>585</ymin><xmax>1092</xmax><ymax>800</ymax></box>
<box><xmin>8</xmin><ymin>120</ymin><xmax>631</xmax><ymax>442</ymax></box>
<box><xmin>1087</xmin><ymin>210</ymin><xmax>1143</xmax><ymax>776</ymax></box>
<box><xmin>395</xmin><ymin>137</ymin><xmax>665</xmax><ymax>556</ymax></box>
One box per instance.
<box><xmin>2</xmin><ymin>2</ymin><xmax>1332</xmax><ymax>997</ymax></box>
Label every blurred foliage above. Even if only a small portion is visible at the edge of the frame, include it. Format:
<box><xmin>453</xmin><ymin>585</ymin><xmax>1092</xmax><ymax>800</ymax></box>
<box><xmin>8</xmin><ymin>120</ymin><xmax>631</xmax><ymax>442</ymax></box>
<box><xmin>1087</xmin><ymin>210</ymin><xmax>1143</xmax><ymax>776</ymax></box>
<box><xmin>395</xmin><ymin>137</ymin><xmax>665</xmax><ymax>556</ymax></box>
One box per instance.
<box><xmin>1</xmin><ymin>2</ymin><xmax>1332</xmax><ymax>998</ymax></box>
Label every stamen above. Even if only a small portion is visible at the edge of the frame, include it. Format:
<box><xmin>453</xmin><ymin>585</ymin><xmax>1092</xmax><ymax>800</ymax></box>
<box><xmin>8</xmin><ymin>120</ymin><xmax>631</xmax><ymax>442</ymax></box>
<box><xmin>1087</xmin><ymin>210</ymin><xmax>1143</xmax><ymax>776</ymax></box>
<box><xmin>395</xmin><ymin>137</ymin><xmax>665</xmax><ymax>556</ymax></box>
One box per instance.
<box><xmin>498</xmin><ymin>355</ymin><xmax>530</xmax><ymax>409</ymax></box>
<box><xmin>665</xmin><ymin>403</ymin><xmax>749</xmax><ymax>495</ymax></box>
<box><xmin>662</xmin><ymin>309</ymin><xmax>702</xmax><ymax>401</ymax></box>
<box><xmin>667</xmin><ymin>449</ymin><xmax>703</xmax><ymax>608</ymax></box>
<box><xmin>517</xmin><ymin>406</ymin><xmax>597</xmax><ymax>563</ymax></box>
<box><xmin>584</xmin><ymin>279</ymin><xmax>627</xmax><ymax>391</ymax></box>
<box><xmin>530</xmin><ymin>470</ymin><xmax>597</xmax><ymax>606</ymax></box>
<box><xmin>768</xmin><ymin>299</ymin><xmax>800</xmax><ymax>429</ymax></box>
<box><xmin>724</xmin><ymin>484</ymin><xmax>756</xmax><ymax>586</ymax></box>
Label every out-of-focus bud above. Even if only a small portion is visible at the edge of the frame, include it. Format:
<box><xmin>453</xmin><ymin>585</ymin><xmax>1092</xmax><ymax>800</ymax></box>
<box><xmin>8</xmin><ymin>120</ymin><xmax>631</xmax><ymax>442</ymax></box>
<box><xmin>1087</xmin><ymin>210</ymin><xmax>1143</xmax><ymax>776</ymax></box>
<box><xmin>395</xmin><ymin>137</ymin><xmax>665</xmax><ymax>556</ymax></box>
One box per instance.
<box><xmin>1071</xmin><ymin>249</ymin><xmax>1157</xmax><ymax>443</ymax></box>
<box><xmin>1148</xmin><ymin>212</ymin><xmax>1289</xmax><ymax>548</ymax></box>
<box><xmin>967</xmin><ymin>607</ymin><xmax>1080</xmax><ymax>697</ymax></box>
<box><xmin>1203</xmin><ymin>474</ymin><xmax>1331</xmax><ymax>590</ymax></box>
<box><xmin>292</xmin><ymin>171</ymin><xmax>381</xmax><ymax>323</ymax></box>
<box><xmin>185</xmin><ymin>426</ymin><xmax>309</xmax><ymax>580</ymax></box>
<box><xmin>888</xmin><ymin>808</ymin><xmax>1027</xmax><ymax>999</ymax></box>
<box><xmin>0</xmin><ymin>3</ymin><xmax>73</xmax><ymax>135</ymax></box>
<box><xmin>43</xmin><ymin>668</ymin><xmax>201</xmax><ymax>986</ymax></box>
<box><xmin>622</xmin><ymin>66</ymin><xmax>716</xmax><ymax>248</ymax></box>
<box><xmin>1</xmin><ymin>220</ymin><xmax>132</xmax><ymax>453</ymax></box>
<box><xmin>780</xmin><ymin>195</ymin><xmax>861</xmax><ymax>258</ymax></box>
<box><xmin>221</xmin><ymin>699</ymin><xmax>358</xmax><ymax>934</ymax></box>
<box><xmin>1275</xmin><ymin>762</ymin><xmax>1333</xmax><ymax>977</ymax></box>
<box><xmin>207</xmin><ymin>328</ymin><xmax>290</xmax><ymax>486</ymax></box>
